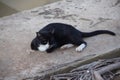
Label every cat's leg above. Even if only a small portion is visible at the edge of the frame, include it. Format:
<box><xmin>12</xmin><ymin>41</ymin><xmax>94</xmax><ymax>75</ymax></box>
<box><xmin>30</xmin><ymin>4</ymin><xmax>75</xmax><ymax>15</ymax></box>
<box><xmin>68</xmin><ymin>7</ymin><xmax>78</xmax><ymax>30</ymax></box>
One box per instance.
<box><xmin>46</xmin><ymin>37</ymin><xmax>60</xmax><ymax>53</ymax></box>
<box><xmin>46</xmin><ymin>43</ymin><xmax>59</xmax><ymax>53</ymax></box>
<box><xmin>69</xmin><ymin>32</ymin><xmax>87</xmax><ymax>52</ymax></box>
<box><xmin>70</xmin><ymin>37</ymin><xmax>87</xmax><ymax>52</ymax></box>
<box><xmin>60</xmin><ymin>44</ymin><xmax>74</xmax><ymax>49</ymax></box>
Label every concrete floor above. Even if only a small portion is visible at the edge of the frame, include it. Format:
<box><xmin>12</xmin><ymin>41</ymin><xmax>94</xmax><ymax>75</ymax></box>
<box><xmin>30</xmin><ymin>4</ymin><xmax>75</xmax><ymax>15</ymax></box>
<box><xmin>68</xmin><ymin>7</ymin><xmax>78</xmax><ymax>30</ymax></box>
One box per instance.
<box><xmin>0</xmin><ymin>0</ymin><xmax>120</xmax><ymax>79</ymax></box>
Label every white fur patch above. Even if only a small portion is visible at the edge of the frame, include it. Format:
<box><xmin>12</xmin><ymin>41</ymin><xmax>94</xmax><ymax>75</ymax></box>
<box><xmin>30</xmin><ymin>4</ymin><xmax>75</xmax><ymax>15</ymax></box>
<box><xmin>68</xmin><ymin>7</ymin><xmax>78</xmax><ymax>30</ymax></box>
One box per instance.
<box><xmin>76</xmin><ymin>43</ymin><xmax>86</xmax><ymax>52</ymax></box>
<box><xmin>38</xmin><ymin>43</ymin><xmax>49</xmax><ymax>52</ymax></box>
<box><xmin>60</xmin><ymin>44</ymin><xmax>74</xmax><ymax>49</ymax></box>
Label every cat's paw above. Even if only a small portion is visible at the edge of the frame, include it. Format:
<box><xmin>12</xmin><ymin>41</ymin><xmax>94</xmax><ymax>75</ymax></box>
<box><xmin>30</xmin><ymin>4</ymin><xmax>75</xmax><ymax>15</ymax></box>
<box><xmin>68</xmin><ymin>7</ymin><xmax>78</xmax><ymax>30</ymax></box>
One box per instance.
<box><xmin>46</xmin><ymin>46</ymin><xmax>54</xmax><ymax>53</ymax></box>
<box><xmin>60</xmin><ymin>44</ymin><xmax>74</xmax><ymax>49</ymax></box>
<box><xmin>46</xmin><ymin>49</ymin><xmax>53</xmax><ymax>53</ymax></box>
<box><xmin>76</xmin><ymin>43</ymin><xmax>86</xmax><ymax>52</ymax></box>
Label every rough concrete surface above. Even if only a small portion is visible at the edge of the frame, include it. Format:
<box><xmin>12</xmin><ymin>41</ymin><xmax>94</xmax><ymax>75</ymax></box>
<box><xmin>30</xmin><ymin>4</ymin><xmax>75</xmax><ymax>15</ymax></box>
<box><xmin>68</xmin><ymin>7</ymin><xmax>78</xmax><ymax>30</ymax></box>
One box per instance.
<box><xmin>0</xmin><ymin>0</ymin><xmax>120</xmax><ymax>79</ymax></box>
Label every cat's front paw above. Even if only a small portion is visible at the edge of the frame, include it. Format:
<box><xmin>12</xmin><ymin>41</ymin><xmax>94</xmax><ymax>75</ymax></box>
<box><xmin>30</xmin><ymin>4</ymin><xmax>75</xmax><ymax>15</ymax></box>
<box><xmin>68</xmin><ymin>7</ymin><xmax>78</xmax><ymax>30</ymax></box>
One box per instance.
<box><xmin>46</xmin><ymin>48</ymin><xmax>53</xmax><ymax>53</ymax></box>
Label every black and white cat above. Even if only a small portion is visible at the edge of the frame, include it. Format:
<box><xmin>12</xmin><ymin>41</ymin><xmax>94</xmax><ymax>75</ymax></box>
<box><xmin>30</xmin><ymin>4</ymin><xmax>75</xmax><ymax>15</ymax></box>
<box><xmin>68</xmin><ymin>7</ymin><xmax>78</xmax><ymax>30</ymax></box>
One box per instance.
<box><xmin>31</xmin><ymin>23</ymin><xmax>115</xmax><ymax>53</ymax></box>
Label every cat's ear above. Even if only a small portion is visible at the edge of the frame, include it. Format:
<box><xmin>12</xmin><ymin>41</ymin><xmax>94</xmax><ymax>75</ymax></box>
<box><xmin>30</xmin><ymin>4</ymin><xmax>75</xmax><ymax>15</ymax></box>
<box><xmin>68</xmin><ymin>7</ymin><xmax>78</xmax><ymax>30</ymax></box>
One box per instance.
<box><xmin>36</xmin><ymin>32</ymin><xmax>41</xmax><ymax>37</ymax></box>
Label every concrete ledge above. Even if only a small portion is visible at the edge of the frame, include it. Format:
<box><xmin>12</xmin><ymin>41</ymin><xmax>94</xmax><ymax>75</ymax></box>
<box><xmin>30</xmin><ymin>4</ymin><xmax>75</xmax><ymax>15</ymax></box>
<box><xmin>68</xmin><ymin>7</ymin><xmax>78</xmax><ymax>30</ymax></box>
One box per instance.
<box><xmin>24</xmin><ymin>48</ymin><xmax>120</xmax><ymax>80</ymax></box>
<box><xmin>0</xmin><ymin>0</ymin><xmax>120</xmax><ymax>79</ymax></box>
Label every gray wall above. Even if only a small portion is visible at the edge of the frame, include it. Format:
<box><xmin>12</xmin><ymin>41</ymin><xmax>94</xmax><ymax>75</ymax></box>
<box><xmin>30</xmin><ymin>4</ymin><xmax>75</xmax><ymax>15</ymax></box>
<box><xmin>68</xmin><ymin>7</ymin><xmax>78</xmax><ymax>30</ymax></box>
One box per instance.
<box><xmin>0</xmin><ymin>0</ymin><xmax>60</xmax><ymax>11</ymax></box>
<box><xmin>0</xmin><ymin>2</ymin><xmax>17</xmax><ymax>17</ymax></box>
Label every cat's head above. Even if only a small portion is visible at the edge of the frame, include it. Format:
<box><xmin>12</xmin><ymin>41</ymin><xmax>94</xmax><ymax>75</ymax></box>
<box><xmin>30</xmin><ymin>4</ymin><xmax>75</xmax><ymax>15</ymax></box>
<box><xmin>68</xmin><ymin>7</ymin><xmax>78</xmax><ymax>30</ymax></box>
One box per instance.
<box><xmin>31</xmin><ymin>31</ymin><xmax>52</xmax><ymax>52</ymax></box>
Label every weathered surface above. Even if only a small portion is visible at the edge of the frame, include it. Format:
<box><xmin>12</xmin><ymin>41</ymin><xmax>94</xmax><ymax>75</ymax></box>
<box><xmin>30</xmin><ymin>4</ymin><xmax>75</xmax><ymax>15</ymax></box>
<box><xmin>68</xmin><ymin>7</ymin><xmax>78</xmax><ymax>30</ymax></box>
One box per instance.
<box><xmin>50</xmin><ymin>57</ymin><xmax>120</xmax><ymax>80</ymax></box>
<box><xmin>0</xmin><ymin>0</ymin><xmax>120</xmax><ymax>79</ymax></box>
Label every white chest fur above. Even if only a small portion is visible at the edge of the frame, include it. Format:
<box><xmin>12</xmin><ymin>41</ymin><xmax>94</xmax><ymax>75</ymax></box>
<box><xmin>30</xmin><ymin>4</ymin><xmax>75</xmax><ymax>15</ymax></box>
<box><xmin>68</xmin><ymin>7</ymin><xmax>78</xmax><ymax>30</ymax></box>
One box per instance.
<box><xmin>38</xmin><ymin>43</ymin><xmax>49</xmax><ymax>52</ymax></box>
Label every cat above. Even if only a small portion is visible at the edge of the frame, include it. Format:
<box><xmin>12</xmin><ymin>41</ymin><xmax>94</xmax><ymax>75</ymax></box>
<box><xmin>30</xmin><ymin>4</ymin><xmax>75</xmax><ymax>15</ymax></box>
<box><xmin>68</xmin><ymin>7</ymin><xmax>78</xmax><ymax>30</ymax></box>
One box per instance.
<box><xmin>31</xmin><ymin>23</ymin><xmax>115</xmax><ymax>53</ymax></box>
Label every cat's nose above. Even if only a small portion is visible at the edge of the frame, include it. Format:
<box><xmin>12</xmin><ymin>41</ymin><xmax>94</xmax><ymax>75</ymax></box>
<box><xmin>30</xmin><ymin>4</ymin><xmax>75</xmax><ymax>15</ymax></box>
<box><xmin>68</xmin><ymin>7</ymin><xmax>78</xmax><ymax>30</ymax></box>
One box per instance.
<box><xmin>31</xmin><ymin>41</ymin><xmax>38</xmax><ymax>51</ymax></box>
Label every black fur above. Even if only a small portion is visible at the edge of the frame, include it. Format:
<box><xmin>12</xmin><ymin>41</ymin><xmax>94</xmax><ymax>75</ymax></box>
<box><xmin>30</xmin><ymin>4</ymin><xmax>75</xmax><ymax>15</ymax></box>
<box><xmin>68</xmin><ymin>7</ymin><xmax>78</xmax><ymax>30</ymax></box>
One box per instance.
<box><xmin>31</xmin><ymin>23</ymin><xmax>115</xmax><ymax>53</ymax></box>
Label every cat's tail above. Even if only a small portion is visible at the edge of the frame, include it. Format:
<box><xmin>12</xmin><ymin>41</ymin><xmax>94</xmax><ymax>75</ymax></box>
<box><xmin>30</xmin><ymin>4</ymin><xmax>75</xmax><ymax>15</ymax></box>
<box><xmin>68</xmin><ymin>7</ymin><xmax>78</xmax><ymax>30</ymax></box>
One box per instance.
<box><xmin>81</xmin><ymin>30</ymin><xmax>116</xmax><ymax>38</ymax></box>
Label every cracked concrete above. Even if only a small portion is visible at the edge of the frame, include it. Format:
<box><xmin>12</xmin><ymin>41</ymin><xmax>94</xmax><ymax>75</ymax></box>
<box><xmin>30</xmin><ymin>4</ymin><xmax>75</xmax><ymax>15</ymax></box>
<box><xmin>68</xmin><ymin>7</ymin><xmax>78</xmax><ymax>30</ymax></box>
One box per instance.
<box><xmin>0</xmin><ymin>0</ymin><xmax>120</xmax><ymax>79</ymax></box>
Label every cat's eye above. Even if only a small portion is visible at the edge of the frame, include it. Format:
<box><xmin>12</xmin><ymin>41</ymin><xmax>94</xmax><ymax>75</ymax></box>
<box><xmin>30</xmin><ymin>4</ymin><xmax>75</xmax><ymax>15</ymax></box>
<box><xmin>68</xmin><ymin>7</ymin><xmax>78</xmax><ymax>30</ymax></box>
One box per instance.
<box><xmin>42</xmin><ymin>41</ymin><xmax>47</xmax><ymax>44</ymax></box>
